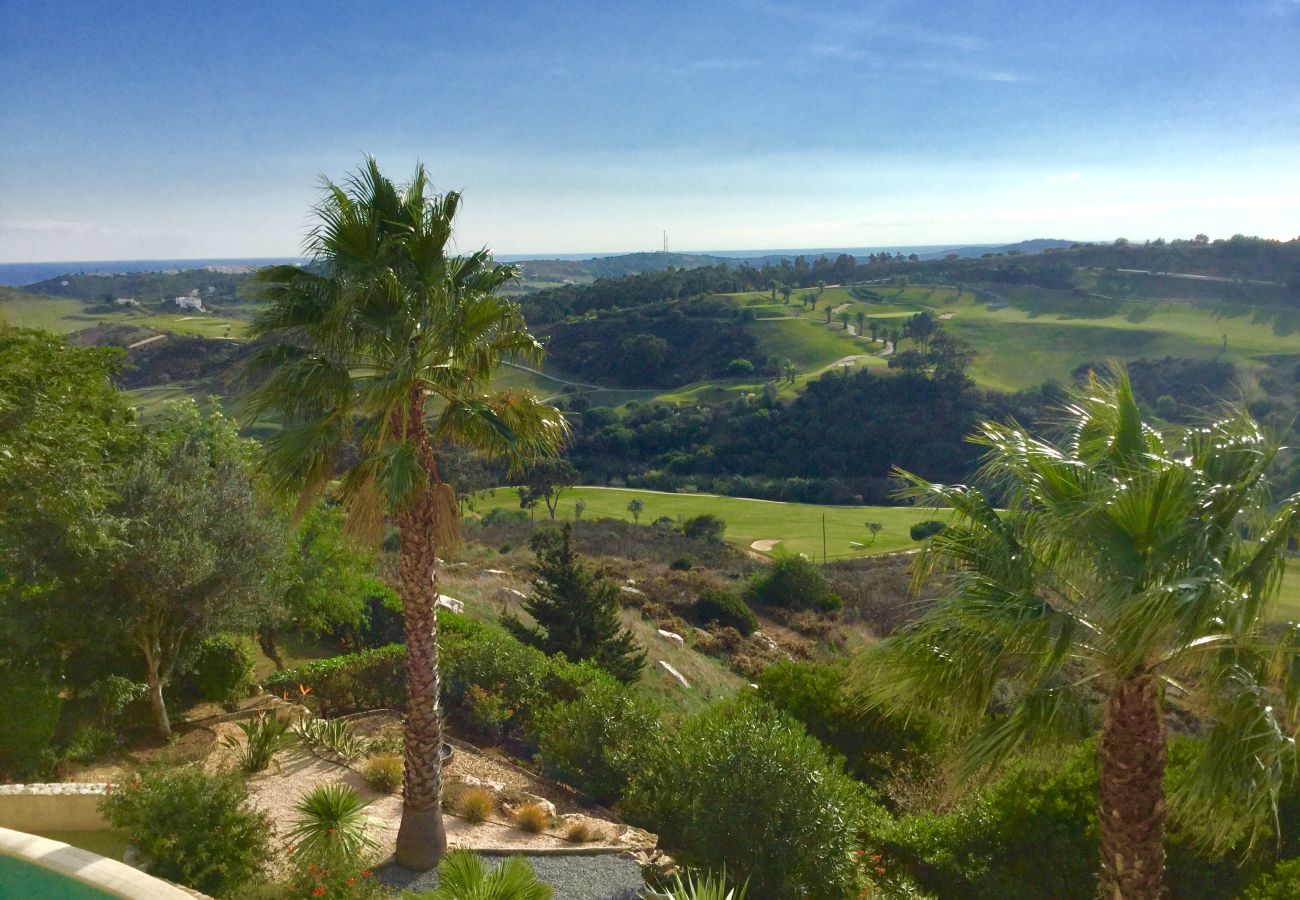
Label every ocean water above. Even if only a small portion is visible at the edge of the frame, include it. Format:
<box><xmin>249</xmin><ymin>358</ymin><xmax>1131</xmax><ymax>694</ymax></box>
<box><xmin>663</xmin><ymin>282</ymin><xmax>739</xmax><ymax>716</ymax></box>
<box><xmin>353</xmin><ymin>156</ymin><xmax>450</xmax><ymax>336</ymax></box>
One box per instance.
<box><xmin>0</xmin><ymin>258</ymin><xmax>309</xmax><ymax>287</ymax></box>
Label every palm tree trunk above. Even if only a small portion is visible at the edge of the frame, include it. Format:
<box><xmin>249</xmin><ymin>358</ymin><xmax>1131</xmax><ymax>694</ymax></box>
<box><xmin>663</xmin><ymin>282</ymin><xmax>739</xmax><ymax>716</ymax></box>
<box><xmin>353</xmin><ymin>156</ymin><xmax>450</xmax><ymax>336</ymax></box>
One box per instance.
<box><xmin>393</xmin><ymin>393</ymin><xmax>449</xmax><ymax>870</ymax></box>
<box><xmin>1098</xmin><ymin>672</ymin><xmax>1167</xmax><ymax>899</ymax></box>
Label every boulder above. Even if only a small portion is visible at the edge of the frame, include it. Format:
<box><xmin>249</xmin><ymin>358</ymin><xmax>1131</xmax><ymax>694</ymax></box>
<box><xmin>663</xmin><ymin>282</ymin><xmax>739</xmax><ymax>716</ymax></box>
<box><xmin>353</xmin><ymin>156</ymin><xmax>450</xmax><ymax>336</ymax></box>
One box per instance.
<box><xmin>620</xmin><ymin>585</ymin><xmax>645</xmax><ymax>597</ymax></box>
<box><xmin>496</xmin><ymin>586</ymin><xmax>528</xmax><ymax>604</ymax></box>
<box><xmin>657</xmin><ymin>660</ymin><xmax>690</xmax><ymax>689</ymax></box>
<box><xmin>436</xmin><ymin>594</ymin><xmax>464</xmax><ymax>614</ymax></box>
<box><xmin>482</xmin><ymin>568</ymin><xmax>507</xmax><ymax>576</ymax></box>
<box><xmin>656</xmin><ymin>629</ymin><xmax>685</xmax><ymax>647</ymax></box>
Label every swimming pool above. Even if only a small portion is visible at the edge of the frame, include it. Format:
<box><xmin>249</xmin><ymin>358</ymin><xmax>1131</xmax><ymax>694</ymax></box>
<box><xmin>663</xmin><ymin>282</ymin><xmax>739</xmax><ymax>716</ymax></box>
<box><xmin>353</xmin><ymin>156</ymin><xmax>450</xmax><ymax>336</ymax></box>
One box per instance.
<box><xmin>0</xmin><ymin>827</ymin><xmax>196</xmax><ymax>899</ymax></box>
<box><xmin>0</xmin><ymin>853</ymin><xmax>118</xmax><ymax>899</ymax></box>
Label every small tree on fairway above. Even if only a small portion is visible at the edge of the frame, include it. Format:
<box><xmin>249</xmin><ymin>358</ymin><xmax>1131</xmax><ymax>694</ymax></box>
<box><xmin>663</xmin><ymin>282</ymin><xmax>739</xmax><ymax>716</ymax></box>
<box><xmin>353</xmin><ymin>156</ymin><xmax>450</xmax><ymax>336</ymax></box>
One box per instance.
<box><xmin>627</xmin><ymin>498</ymin><xmax>644</xmax><ymax>523</ymax></box>
<box><xmin>865</xmin><ymin>522</ymin><xmax>883</xmax><ymax>545</ymax></box>
<box><xmin>780</xmin><ymin>285</ymin><xmax>793</xmax><ymax>305</ymax></box>
<box><xmin>517</xmin><ymin>458</ymin><xmax>578</xmax><ymax>520</ymax></box>
<box><xmin>868</xmin><ymin>319</ymin><xmax>881</xmax><ymax>343</ymax></box>
<box><xmin>511</xmin><ymin>525</ymin><xmax>645</xmax><ymax>683</ymax></box>
<box><xmin>574</xmin><ymin>498</ymin><xmax>586</xmax><ymax>520</ymax></box>
<box><xmin>855</xmin><ymin>310</ymin><xmax>865</xmax><ymax>336</ymax></box>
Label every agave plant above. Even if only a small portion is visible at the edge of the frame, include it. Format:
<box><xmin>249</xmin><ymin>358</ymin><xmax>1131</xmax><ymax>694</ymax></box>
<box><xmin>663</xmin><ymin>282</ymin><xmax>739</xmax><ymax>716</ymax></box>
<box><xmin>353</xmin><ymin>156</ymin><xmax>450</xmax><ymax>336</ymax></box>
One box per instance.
<box><xmin>222</xmin><ymin>712</ymin><xmax>295</xmax><ymax>773</ymax></box>
<box><xmin>419</xmin><ymin>850</ymin><xmax>552</xmax><ymax>900</ymax></box>
<box><xmin>285</xmin><ymin>783</ymin><xmax>378</xmax><ymax>860</ymax></box>
<box><xmin>294</xmin><ymin>714</ymin><xmax>367</xmax><ymax>761</ymax></box>
<box><xmin>656</xmin><ymin>870</ymin><xmax>748</xmax><ymax>900</ymax></box>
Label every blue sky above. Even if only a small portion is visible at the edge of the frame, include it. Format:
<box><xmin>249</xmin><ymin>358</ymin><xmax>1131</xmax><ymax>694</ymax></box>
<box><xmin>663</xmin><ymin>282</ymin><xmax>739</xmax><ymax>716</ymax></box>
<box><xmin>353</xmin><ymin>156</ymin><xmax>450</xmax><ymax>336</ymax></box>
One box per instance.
<box><xmin>1</xmin><ymin>0</ymin><xmax>1298</xmax><ymax>261</ymax></box>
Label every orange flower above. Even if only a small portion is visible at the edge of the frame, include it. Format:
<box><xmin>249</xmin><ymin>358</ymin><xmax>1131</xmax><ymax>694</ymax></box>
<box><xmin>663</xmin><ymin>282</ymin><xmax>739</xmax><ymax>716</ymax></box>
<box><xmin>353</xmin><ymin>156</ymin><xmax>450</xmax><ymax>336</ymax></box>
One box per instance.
<box><xmin>346</xmin><ymin>877</ymin><xmax>356</xmax><ymax>885</ymax></box>
<box><xmin>361</xmin><ymin>869</ymin><xmax>372</xmax><ymax>878</ymax></box>
<box><xmin>312</xmin><ymin>888</ymin><xmax>326</xmax><ymax>897</ymax></box>
<box><xmin>870</xmin><ymin>854</ymin><xmax>882</xmax><ymax>862</ymax></box>
<box><xmin>299</xmin><ymin>684</ymin><xmax>313</xmax><ymax>697</ymax></box>
<box><xmin>874</xmin><ymin>866</ymin><xmax>886</xmax><ymax>874</ymax></box>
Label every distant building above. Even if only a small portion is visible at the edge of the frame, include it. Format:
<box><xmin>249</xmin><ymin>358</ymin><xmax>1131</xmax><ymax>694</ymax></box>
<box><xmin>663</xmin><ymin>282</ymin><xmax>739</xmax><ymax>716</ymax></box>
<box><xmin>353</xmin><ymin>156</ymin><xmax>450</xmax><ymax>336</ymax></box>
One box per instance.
<box><xmin>113</xmin><ymin>297</ymin><xmax>139</xmax><ymax>306</ymax></box>
<box><xmin>174</xmin><ymin>296</ymin><xmax>203</xmax><ymax>310</ymax></box>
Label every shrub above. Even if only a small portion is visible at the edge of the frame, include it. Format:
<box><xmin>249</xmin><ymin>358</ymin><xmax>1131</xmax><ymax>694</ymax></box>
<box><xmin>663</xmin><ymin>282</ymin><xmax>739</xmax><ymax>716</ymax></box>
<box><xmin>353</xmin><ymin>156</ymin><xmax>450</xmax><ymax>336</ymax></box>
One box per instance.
<box><xmin>285</xmin><ymin>784</ymin><xmax>377</xmax><ymax>859</ymax></box>
<box><xmin>669</xmin><ymin>556</ymin><xmax>694</xmax><ymax>571</ymax></box>
<box><xmin>363</xmin><ymin>755</ymin><xmax>403</xmax><ymax>793</ymax></box>
<box><xmin>0</xmin><ymin>668</ymin><xmax>61</xmax><ymax>778</ymax></box>
<box><xmin>745</xmin><ymin>556</ymin><xmax>841</xmax><ymax>611</ymax></box>
<box><xmin>758</xmin><ymin>660</ymin><xmax>938</xmax><ymax>785</ymax></box>
<box><xmin>682</xmin><ymin>513</ymin><xmax>727</xmax><ymax>543</ymax></box>
<box><xmin>564</xmin><ymin>821</ymin><xmax>599</xmax><ymax>843</ymax></box>
<box><xmin>693</xmin><ymin>588</ymin><xmax>758</xmax><ymax>635</ymax></box>
<box><xmin>1242</xmin><ymin>859</ymin><xmax>1300</xmax><ymax>899</ymax></box>
<box><xmin>909</xmin><ymin>520</ymin><xmax>946</xmax><ymax>541</ymax></box>
<box><xmin>535</xmin><ymin>680</ymin><xmax>660</xmax><ymax>805</ymax></box>
<box><xmin>624</xmin><ymin>697</ymin><xmax>877</xmax><ymax>899</ymax></box>
<box><xmin>482</xmin><ymin>507</ymin><xmax>530</xmax><ymax>526</ymax></box>
<box><xmin>222</xmin><ymin>712</ymin><xmax>296</xmax><ymax>774</ymax></box>
<box><xmin>100</xmin><ymin>766</ymin><xmax>271</xmax><ymax>896</ymax></box>
<box><xmin>464</xmin><ymin>684</ymin><xmax>514</xmax><ymax>744</ymax></box>
<box><xmin>192</xmin><ymin>634</ymin><xmax>255</xmax><ymax>705</ymax></box>
<box><xmin>512</xmin><ymin>803</ymin><xmax>550</xmax><ymax>833</ymax></box>
<box><xmin>417</xmin><ymin>850</ymin><xmax>553</xmax><ymax>900</ymax></box>
<box><xmin>651</xmin><ymin>515</ymin><xmax>679</xmax><ymax>532</ymax></box>
<box><xmin>265</xmin><ymin>643</ymin><xmax>405</xmax><ymax>715</ymax></box>
<box><xmin>294</xmin><ymin>714</ymin><xmax>367</xmax><ymax>761</ymax></box>
<box><xmin>64</xmin><ymin>725</ymin><xmax>120</xmax><ymax>764</ymax></box>
<box><xmin>90</xmin><ymin>675</ymin><xmax>149</xmax><ymax>732</ymax></box>
<box><xmin>724</xmin><ymin>358</ymin><xmax>756</xmax><ymax>377</ymax></box>
<box><xmin>659</xmin><ymin>871</ymin><xmax>749</xmax><ymax>900</ymax></box>
<box><xmin>457</xmin><ymin>788</ymin><xmax>495</xmax><ymax>823</ymax></box>
<box><xmin>280</xmin><ymin>838</ymin><xmax>386</xmax><ymax>900</ymax></box>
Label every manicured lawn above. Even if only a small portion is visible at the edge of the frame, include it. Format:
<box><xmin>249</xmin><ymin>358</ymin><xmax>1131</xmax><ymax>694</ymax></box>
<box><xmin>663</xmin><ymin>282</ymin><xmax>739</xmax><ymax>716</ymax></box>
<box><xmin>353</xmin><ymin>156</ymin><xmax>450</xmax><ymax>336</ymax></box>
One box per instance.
<box><xmin>473</xmin><ymin>485</ymin><xmax>942</xmax><ymax>561</ymax></box>
<box><xmin>0</xmin><ymin>295</ymin><xmax>95</xmax><ymax>332</ymax></box>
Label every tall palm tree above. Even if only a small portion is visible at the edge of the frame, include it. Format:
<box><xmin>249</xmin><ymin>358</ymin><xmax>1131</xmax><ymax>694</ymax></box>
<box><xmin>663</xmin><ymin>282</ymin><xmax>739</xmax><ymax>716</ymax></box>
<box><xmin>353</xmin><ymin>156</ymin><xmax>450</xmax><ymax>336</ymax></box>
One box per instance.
<box><xmin>854</xmin><ymin>369</ymin><xmax>1299</xmax><ymax>899</ymax></box>
<box><xmin>245</xmin><ymin>159</ymin><xmax>567</xmax><ymax>869</ymax></box>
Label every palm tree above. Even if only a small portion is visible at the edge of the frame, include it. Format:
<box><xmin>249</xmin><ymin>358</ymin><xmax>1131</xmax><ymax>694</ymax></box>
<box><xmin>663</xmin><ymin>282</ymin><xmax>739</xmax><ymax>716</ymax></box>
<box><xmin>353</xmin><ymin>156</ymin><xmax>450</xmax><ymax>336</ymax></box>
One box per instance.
<box><xmin>838</xmin><ymin>311</ymin><xmax>850</xmax><ymax>331</ymax></box>
<box><xmin>855</xmin><ymin>310</ymin><xmax>865</xmax><ymax>337</ymax></box>
<box><xmin>854</xmin><ymin>369</ymin><xmax>1300</xmax><ymax>899</ymax></box>
<box><xmin>246</xmin><ymin>159</ymin><xmax>567</xmax><ymax>870</ymax></box>
<box><xmin>427</xmin><ymin>850</ymin><xmax>552</xmax><ymax>900</ymax></box>
<box><xmin>627</xmin><ymin>498</ymin><xmax>644</xmax><ymax>523</ymax></box>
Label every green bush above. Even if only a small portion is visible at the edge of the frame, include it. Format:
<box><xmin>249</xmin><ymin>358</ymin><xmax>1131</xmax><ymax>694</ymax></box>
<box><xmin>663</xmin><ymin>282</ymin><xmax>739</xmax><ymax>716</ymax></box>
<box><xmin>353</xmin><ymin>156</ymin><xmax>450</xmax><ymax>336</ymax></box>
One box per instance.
<box><xmin>90</xmin><ymin>675</ymin><xmax>149</xmax><ymax>731</ymax></box>
<box><xmin>694</xmin><ymin>588</ymin><xmax>758</xmax><ymax>635</ymax></box>
<box><xmin>482</xmin><ymin>507</ymin><xmax>530</xmax><ymax>526</ymax></box>
<box><xmin>877</xmin><ymin>738</ymin><xmax>1250</xmax><ymax>899</ymax></box>
<box><xmin>758</xmin><ymin>660</ymin><xmax>938</xmax><ymax>785</ymax></box>
<box><xmin>0</xmin><ymin>667</ymin><xmax>61</xmax><ymax>778</ymax></box>
<box><xmin>909</xmin><ymin>520</ymin><xmax>946</xmax><ymax>541</ymax></box>
<box><xmin>192</xmin><ymin>634</ymin><xmax>255</xmax><ymax>705</ymax></box>
<box><xmin>1242</xmin><ymin>859</ymin><xmax>1300</xmax><ymax>899</ymax></box>
<box><xmin>682</xmin><ymin>513</ymin><xmax>727</xmax><ymax>543</ymax></box>
<box><xmin>536</xmin><ymin>680</ymin><xmax>660</xmax><ymax>804</ymax></box>
<box><xmin>745</xmin><ymin>556</ymin><xmax>841</xmax><ymax>611</ymax></box>
<box><xmin>624</xmin><ymin>697</ymin><xmax>877</xmax><ymax>899</ymax></box>
<box><xmin>265</xmin><ymin>643</ymin><xmax>405</xmax><ymax>715</ymax></box>
<box><xmin>100</xmin><ymin>766</ymin><xmax>271</xmax><ymax>896</ymax></box>
<box><xmin>669</xmin><ymin>556</ymin><xmax>694</xmax><ymax>571</ymax></box>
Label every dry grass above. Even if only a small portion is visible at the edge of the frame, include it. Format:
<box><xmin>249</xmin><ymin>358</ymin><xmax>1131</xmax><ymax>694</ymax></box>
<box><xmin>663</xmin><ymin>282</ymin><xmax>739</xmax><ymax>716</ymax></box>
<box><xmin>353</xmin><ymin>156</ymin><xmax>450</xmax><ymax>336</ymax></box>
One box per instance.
<box><xmin>563</xmin><ymin>820</ymin><xmax>600</xmax><ymax>843</ymax></box>
<box><xmin>511</xmin><ymin>802</ymin><xmax>550</xmax><ymax>833</ymax></box>
<box><xmin>457</xmin><ymin>788</ymin><xmax>495</xmax><ymax>823</ymax></box>
<box><xmin>363</xmin><ymin>756</ymin><xmax>403</xmax><ymax>793</ymax></box>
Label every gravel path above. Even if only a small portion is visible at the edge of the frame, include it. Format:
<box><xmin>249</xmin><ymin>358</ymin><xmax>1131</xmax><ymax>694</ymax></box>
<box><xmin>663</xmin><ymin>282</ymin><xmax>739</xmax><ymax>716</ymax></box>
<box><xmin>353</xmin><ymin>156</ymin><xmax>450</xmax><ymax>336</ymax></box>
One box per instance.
<box><xmin>377</xmin><ymin>853</ymin><xmax>646</xmax><ymax>899</ymax></box>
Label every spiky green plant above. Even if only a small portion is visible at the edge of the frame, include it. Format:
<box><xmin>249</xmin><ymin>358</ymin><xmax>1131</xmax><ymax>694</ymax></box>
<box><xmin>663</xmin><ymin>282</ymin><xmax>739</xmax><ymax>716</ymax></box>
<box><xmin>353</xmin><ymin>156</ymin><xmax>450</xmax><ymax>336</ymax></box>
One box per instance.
<box><xmin>285</xmin><ymin>783</ymin><xmax>377</xmax><ymax>860</ymax></box>
<box><xmin>659</xmin><ymin>871</ymin><xmax>748</xmax><ymax>900</ymax></box>
<box><xmin>222</xmin><ymin>713</ymin><xmax>295</xmax><ymax>774</ymax></box>
<box><xmin>294</xmin><ymin>714</ymin><xmax>366</xmax><ymax>761</ymax></box>
<box><xmin>246</xmin><ymin>158</ymin><xmax>567</xmax><ymax>869</ymax></box>
<box><xmin>417</xmin><ymin>850</ymin><xmax>552</xmax><ymax>900</ymax></box>
<box><xmin>854</xmin><ymin>366</ymin><xmax>1300</xmax><ymax>900</ymax></box>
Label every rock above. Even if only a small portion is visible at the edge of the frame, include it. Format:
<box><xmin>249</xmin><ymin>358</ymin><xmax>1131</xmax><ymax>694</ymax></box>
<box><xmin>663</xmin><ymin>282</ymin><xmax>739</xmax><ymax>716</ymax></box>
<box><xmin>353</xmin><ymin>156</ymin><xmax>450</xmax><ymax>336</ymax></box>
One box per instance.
<box><xmin>620</xmin><ymin>585</ymin><xmax>645</xmax><ymax>597</ymax></box>
<box><xmin>436</xmin><ymin>594</ymin><xmax>464</xmax><ymax>614</ymax></box>
<box><xmin>496</xmin><ymin>586</ymin><xmax>528</xmax><ymax>604</ymax></box>
<box><xmin>482</xmin><ymin>568</ymin><xmax>507</xmax><ymax>576</ymax></box>
<box><xmin>656</xmin><ymin>629</ymin><xmax>685</xmax><ymax>647</ymax></box>
<box><xmin>657</xmin><ymin>660</ymin><xmax>690</xmax><ymax>689</ymax></box>
<box><xmin>752</xmin><ymin>630</ymin><xmax>780</xmax><ymax>652</ymax></box>
<box><xmin>442</xmin><ymin>773</ymin><xmax>507</xmax><ymax>810</ymax></box>
<box><xmin>499</xmin><ymin>787</ymin><xmax>557</xmax><ymax>820</ymax></box>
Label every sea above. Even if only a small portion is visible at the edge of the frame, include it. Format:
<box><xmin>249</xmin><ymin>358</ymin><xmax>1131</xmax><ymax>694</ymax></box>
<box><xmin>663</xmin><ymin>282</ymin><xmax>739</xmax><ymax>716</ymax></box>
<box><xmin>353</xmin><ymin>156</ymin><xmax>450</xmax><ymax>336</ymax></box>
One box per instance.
<box><xmin>0</xmin><ymin>258</ymin><xmax>310</xmax><ymax>287</ymax></box>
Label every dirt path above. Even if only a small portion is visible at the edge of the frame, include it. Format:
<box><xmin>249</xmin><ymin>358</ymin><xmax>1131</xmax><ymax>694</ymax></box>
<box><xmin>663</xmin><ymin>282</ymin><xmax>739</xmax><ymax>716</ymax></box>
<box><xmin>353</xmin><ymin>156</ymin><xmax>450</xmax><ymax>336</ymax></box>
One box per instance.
<box><xmin>126</xmin><ymin>333</ymin><xmax>167</xmax><ymax>350</ymax></box>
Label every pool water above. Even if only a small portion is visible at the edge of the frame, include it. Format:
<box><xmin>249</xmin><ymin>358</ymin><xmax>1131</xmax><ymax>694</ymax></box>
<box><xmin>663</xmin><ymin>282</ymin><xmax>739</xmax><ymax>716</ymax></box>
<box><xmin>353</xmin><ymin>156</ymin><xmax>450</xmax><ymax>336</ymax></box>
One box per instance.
<box><xmin>0</xmin><ymin>854</ymin><xmax>118</xmax><ymax>899</ymax></box>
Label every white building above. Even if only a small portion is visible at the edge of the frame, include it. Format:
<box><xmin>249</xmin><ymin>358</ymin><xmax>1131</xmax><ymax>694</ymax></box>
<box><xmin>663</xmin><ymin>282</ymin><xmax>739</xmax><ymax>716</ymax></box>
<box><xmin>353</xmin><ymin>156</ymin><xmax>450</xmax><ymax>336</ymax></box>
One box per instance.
<box><xmin>174</xmin><ymin>296</ymin><xmax>203</xmax><ymax>310</ymax></box>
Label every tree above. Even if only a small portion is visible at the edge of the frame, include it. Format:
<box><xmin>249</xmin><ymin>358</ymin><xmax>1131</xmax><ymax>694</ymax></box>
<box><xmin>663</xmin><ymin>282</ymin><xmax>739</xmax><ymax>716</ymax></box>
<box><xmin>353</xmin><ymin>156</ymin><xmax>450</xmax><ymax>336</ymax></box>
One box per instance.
<box><xmin>888</xmin><ymin>349</ymin><xmax>929</xmax><ymax>374</ymax></box>
<box><xmin>817</xmin><ymin>279</ymin><xmax>826</xmax><ymax>295</ymax></box>
<box><xmin>511</xmin><ymin>525</ymin><xmax>644</xmax><ymax>683</ymax></box>
<box><xmin>855</xmin><ymin>369</ymin><xmax>1300</xmax><ymax>899</ymax></box>
<box><xmin>784</xmin><ymin>360</ymin><xmax>798</xmax><ymax>384</ymax></box>
<box><xmin>627</xmin><ymin>498</ymin><xmax>644</xmax><ymax>523</ymax></box>
<box><xmin>868</xmin><ymin>319</ymin><xmax>881</xmax><ymax>343</ymax></box>
<box><xmin>824</xmin><ymin>307</ymin><xmax>833</xmax><ymax>325</ymax></box>
<box><xmin>246</xmin><ymin>159</ymin><xmax>567</xmax><ymax>870</ymax></box>
<box><xmin>574</xmin><ymin>498</ymin><xmax>587</xmax><ymax>520</ymax></box>
<box><xmin>905</xmin><ymin>310</ymin><xmax>939</xmax><ymax>352</ymax></box>
<box><xmin>78</xmin><ymin>403</ymin><xmax>283</xmax><ymax>738</ymax></box>
<box><xmin>864</xmin><ymin>521</ymin><xmax>883</xmax><ymax>544</ymax></box>
<box><xmin>855</xmin><ymin>310</ymin><xmax>865</xmax><ymax>337</ymax></box>
<box><xmin>838</xmin><ymin>311</ymin><xmax>850</xmax><ymax>331</ymax></box>
<box><xmin>259</xmin><ymin>501</ymin><xmax>391</xmax><ymax>669</ymax></box>
<box><xmin>769</xmin><ymin>280</ymin><xmax>778</xmax><ymax>302</ymax></box>
<box><xmin>517</xmin><ymin>458</ymin><xmax>578</xmax><ymax>520</ymax></box>
<box><xmin>780</xmin><ymin>284</ymin><xmax>793</xmax><ymax>305</ymax></box>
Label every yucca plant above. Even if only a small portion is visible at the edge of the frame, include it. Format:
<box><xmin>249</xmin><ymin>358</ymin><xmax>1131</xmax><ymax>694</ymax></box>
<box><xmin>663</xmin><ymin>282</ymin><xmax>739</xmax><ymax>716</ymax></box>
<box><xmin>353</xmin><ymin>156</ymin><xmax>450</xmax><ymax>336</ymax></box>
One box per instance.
<box><xmin>854</xmin><ymin>366</ymin><xmax>1300</xmax><ymax>899</ymax></box>
<box><xmin>416</xmin><ymin>850</ymin><xmax>552</xmax><ymax>900</ymax></box>
<box><xmin>656</xmin><ymin>871</ymin><xmax>748</xmax><ymax>900</ymax></box>
<box><xmin>294</xmin><ymin>714</ymin><xmax>367</xmax><ymax>761</ymax></box>
<box><xmin>247</xmin><ymin>158</ymin><xmax>567</xmax><ymax>869</ymax></box>
<box><xmin>222</xmin><ymin>712</ymin><xmax>295</xmax><ymax>773</ymax></box>
<box><xmin>285</xmin><ymin>783</ymin><xmax>378</xmax><ymax>860</ymax></box>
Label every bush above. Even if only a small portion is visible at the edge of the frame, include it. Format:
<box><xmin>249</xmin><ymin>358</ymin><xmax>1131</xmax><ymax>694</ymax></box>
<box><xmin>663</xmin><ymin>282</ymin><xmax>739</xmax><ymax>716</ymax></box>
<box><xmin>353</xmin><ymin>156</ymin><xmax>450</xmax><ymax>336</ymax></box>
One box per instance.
<box><xmin>363</xmin><ymin>755</ymin><xmax>403</xmax><ymax>793</ymax></box>
<box><xmin>0</xmin><ymin>668</ymin><xmax>61</xmax><ymax>778</ymax></box>
<box><xmin>512</xmin><ymin>803</ymin><xmax>550</xmax><ymax>833</ymax></box>
<box><xmin>745</xmin><ymin>556</ymin><xmax>841</xmax><ymax>611</ymax></box>
<box><xmin>482</xmin><ymin>507</ymin><xmax>530</xmax><ymax>526</ymax></box>
<box><xmin>416</xmin><ymin>850</ymin><xmax>553</xmax><ymax>899</ymax></box>
<box><xmin>192</xmin><ymin>634</ymin><xmax>255</xmax><ymax>705</ymax></box>
<box><xmin>651</xmin><ymin>515</ymin><xmax>679</xmax><ymax>532</ymax></box>
<box><xmin>294</xmin><ymin>715</ymin><xmax>367</xmax><ymax>761</ymax></box>
<box><xmin>90</xmin><ymin>675</ymin><xmax>149</xmax><ymax>732</ymax></box>
<box><xmin>909</xmin><ymin>520</ymin><xmax>946</xmax><ymax>541</ymax></box>
<box><xmin>624</xmin><ymin>697</ymin><xmax>878</xmax><ymax>899</ymax></box>
<box><xmin>693</xmin><ymin>588</ymin><xmax>758</xmax><ymax>635</ymax></box>
<box><xmin>682</xmin><ymin>513</ymin><xmax>727</xmax><ymax>543</ymax></box>
<box><xmin>100</xmin><ymin>766</ymin><xmax>271</xmax><ymax>896</ymax></box>
<box><xmin>457</xmin><ymin>788</ymin><xmax>495</xmax><ymax>823</ymax></box>
<box><xmin>669</xmin><ymin>556</ymin><xmax>694</xmax><ymax>571</ymax></box>
<box><xmin>222</xmin><ymin>713</ymin><xmax>295</xmax><ymax>774</ymax></box>
<box><xmin>758</xmin><ymin>660</ymin><xmax>938</xmax><ymax>786</ymax></box>
<box><xmin>1242</xmin><ymin>859</ymin><xmax>1300</xmax><ymax>899</ymax></box>
<box><xmin>564</xmin><ymin>821</ymin><xmax>599</xmax><ymax>843</ymax></box>
<box><xmin>64</xmin><ymin>725</ymin><xmax>120</xmax><ymax>764</ymax></box>
<box><xmin>535</xmin><ymin>680</ymin><xmax>660</xmax><ymax>804</ymax></box>
<box><xmin>724</xmin><ymin>358</ymin><xmax>756</xmax><ymax>377</ymax></box>
<box><xmin>265</xmin><ymin>644</ymin><xmax>405</xmax><ymax>716</ymax></box>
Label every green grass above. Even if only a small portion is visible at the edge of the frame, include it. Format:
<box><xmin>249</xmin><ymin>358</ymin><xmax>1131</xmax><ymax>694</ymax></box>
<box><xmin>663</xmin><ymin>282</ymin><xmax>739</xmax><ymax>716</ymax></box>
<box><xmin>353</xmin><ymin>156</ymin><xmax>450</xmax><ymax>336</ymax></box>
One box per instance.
<box><xmin>0</xmin><ymin>292</ymin><xmax>247</xmax><ymax>339</ymax></box>
<box><xmin>0</xmin><ymin>294</ymin><xmax>95</xmax><ymax>332</ymax></box>
<box><xmin>474</xmin><ymin>485</ymin><xmax>941</xmax><ymax>561</ymax></box>
<box><xmin>1272</xmin><ymin>560</ymin><xmax>1300</xmax><ymax>621</ymax></box>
